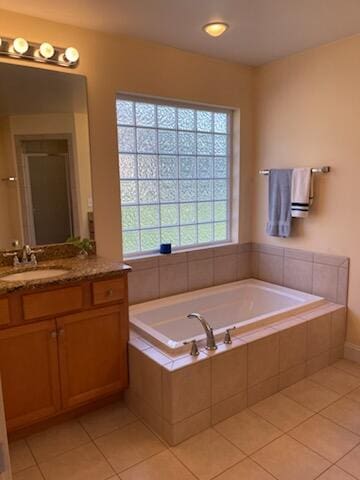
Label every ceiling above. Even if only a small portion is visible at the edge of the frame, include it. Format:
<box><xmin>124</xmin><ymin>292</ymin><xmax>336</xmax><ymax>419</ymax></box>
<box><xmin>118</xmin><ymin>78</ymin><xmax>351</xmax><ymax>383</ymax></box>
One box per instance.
<box><xmin>1</xmin><ymin>0</ymin><xmax>360</xmax><ymax>65</ymax></box>
<box><xmin>0</xmin><ymin>63</ymin><xmax>87</xmax><ymax>115</ymax></box>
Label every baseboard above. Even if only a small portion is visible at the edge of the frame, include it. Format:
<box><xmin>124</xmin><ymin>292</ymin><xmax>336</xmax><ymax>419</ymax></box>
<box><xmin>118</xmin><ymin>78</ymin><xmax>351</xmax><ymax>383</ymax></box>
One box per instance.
<box><xmin>344</xmin><ymin>342</ymin><xmax>360</xmax><ymax>364</ymax></box>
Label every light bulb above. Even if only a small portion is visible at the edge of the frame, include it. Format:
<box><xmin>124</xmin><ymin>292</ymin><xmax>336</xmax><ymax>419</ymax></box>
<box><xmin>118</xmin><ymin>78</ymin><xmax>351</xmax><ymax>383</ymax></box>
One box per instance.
<box><xmin>39</xmin><ymin>42</ymin><xmax>54</xmax><ymax>59</ymax></box>
<box><xmin>13</xmin><ymin>37</ymin><xmax>29</xmax><ymax>54</ymax></box>
<box><xmin>64</xmin><ymin>46</ymin><xmax>79</xmax><ymax>63</ymax></box>
<box><xmin>202</xmin><ymin>22</ymin><xmax>229</xmax><ymax>37</ymax></box>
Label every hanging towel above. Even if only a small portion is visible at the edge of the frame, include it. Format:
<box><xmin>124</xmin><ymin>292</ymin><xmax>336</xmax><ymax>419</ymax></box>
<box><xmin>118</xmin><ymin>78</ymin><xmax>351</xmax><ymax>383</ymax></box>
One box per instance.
<box><xmin>266</xmin><ymin>169</ymin><xmax>293</xmax><ymax>238</ymax></box>
<box><xmin>291</xmin><ymin>168</ymin><xmax>314</xmax><ymax>218</ymax></box>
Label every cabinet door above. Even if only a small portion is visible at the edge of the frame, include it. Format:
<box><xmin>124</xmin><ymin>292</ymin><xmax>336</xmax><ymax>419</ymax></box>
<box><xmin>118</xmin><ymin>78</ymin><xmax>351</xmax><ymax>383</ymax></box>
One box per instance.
<box><xmin>0</xmin><ymin>321</ymin><xmax>61</xmax><ymax>431</ymax></box>
<box><xmin>57</xmin><ymin>304</ymin><xmax>128</xmax><ymax>408</ymax></box>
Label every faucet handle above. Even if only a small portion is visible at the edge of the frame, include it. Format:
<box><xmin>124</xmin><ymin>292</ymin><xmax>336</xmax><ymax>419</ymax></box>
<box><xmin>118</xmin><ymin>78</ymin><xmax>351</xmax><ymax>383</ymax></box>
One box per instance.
<box><xmin>2</xmin><ymin>251</ymin><xmax>18</xmax><ymax>258</ymax></box>
<box><xmin>3</xmin><ymin>251</ymin><xmax>20</xmax><ymax>266</ymax></box>
<box><xmin>224</xmin><ymin>327</ymin><xmax>236</xmax><ymax>345</ymax></box>
<box><xmin>183</xmin><ymin>339</ymin><xmax>200</xmax><ymax>357</ymax></box>
<box><xmin>31</xmin><ymin>248</ymin><xmax>44</xmax><ymax>254</ymax></box>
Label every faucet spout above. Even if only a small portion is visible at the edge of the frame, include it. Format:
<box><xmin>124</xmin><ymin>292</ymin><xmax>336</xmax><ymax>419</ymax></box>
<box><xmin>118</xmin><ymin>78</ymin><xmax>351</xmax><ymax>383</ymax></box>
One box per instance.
<box><xmin>187</xmin><ymin>312</ymin><xmax>217</xmax><ymax>350</ymax></box>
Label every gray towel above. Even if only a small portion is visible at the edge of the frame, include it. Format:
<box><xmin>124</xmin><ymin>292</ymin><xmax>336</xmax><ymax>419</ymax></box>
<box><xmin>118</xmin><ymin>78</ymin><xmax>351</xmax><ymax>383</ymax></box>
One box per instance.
<box><xmin>266</xmin><ymin>169</ymin><xmax>293</xmax><ymax>238</ymax></box>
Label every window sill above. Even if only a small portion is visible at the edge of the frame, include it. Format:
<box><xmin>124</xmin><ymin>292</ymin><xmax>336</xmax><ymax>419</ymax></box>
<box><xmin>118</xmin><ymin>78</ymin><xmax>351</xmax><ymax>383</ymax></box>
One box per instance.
<box><xmin>124</xmin><ymin>241</ymin><xmax>238</xmax><ymax>262</ymax></box>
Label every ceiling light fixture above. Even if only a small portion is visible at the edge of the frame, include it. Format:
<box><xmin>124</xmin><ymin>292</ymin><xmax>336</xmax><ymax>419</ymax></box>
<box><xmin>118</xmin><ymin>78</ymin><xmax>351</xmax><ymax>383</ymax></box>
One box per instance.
<box><xmin>0</xmin><ymin>35</ymin><xmax>80</xmax><ymax>68</ymax></box>
<box><xmin>202</xmin><ymin>22</ymin><xmax>229</xmax><ymax>38</ymax></box>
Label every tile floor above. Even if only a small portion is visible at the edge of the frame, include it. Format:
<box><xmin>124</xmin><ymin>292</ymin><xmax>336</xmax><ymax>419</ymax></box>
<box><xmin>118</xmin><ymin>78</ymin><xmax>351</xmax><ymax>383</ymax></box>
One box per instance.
<box><xmin>9</xmin><ymin>359</ymin><xmax>360</xmax><ymax>480</ymax></box>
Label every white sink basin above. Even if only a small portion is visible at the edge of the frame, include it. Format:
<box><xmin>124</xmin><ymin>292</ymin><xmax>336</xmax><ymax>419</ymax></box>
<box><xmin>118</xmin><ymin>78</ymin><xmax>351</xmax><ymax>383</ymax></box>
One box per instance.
<box><xmin>0</xmin><ymin>269</ymin><xmax>69</xmax><ymax>282</ymax></box>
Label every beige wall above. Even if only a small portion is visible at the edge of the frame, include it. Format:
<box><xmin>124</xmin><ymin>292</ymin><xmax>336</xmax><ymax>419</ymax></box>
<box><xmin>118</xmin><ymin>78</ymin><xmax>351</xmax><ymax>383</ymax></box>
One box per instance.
<box><xmin>0</xmin><ymin>9</ymin><xmax>254</xmax><ymax>259</ymax></box>
<box><xmin>254</xmin><ymin>35</ymin><xmax>360</xmax><ymax>346</ymax></box>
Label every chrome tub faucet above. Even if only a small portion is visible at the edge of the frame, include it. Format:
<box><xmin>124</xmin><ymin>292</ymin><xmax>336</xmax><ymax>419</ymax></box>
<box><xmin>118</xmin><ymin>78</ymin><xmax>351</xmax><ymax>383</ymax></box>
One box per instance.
<box><xmin>187</xmin><ymin>312</ymin><xmax>217</xmax><ymax>351</ymax></box>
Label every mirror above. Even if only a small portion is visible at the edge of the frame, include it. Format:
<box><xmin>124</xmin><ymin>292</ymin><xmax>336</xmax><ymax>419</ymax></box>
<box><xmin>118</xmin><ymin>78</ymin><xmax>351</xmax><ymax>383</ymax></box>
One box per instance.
<box><xmin>0</xmin><ymin>62</ymin><xmax>93</xmax><ymax>251</ymax></box>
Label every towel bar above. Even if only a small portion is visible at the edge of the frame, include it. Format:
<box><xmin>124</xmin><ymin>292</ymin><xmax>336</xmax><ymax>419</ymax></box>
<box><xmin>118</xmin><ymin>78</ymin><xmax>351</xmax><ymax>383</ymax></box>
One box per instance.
<box><xmin>259</xmin><ymin>166</ymin><xmax>330</xmax><ymax>175</ymax></box>
<box><xmin>1</xmin><ymin>177</ymin><xmax>17</xmax><ymax>182</ymax></box>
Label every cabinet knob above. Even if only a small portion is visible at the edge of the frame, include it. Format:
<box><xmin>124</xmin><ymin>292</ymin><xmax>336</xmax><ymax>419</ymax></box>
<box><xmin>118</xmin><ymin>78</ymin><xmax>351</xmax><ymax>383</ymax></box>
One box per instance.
<box><xmin>58</xmin><ymin>329</ymin><xmax>65</xmax><ymax>336</ymax></box>
<box><xmin>50</xmin><ymin>331</ymin><xmax>57</xmax><ymax>338</ymax></box>
<box><xmin>106</xmin><ymin>289</ymin><xmax>113</xmax><ymax>297</ymax></box>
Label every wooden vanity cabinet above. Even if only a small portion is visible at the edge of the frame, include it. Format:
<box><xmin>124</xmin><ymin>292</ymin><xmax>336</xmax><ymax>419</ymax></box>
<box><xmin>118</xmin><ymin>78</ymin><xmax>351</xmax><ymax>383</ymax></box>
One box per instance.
<box><xmin>58</xmin><ymin>304</ymin><xmax>128</xmax><ymax>409</ymax></box>
<box><xmin>0</xmin><ymin>273</ymin><xmax>129</xmax><ymax>433</ymax></box>
<box><xmin>0</xmin><ymin>320</ymin><xmax>61</xmax><ymax>431</ymax></box>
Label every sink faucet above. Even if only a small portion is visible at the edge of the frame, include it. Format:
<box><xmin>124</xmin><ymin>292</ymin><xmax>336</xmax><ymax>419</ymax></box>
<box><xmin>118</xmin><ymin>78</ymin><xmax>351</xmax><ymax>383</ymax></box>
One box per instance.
<box><xmin>2</xmin><ymin>245</ymin><xmax>44</xmax><ymax>267</ymax></box>
<box><xmin>21</xmin><ymin>245</ymin><xmax>44</xmax><ymax>265</ymax></box>
<box><xmin>187</xmin><ymin>313</ymin><xmax>217</xmax><ymax>351</ymax></box>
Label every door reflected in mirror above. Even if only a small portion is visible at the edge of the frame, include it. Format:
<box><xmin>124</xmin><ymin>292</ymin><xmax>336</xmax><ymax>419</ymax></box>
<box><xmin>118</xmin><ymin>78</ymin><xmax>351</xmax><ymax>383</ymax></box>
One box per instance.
<box><xmin>0</xmin><ymin>63</ymin><xmax>93</xmax><ymax>251</ymax></box>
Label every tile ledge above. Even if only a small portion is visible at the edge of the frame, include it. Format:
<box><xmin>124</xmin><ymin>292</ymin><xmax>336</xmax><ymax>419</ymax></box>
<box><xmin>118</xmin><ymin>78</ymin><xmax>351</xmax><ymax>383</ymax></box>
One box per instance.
<box><xmin>125</xmin><ymin>241</ymin><xmax>240</xmax><ymax>263</ymax></box>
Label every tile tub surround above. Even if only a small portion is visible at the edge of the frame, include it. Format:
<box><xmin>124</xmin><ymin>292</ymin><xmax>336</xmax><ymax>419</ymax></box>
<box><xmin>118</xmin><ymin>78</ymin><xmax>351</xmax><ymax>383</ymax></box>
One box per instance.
<box><xmin>126</xmin><ymin>242</ymin><xmax>349</xmax><ymax>306</ymax></box>
<box><xmin>125</xmin><ymin>301</ymin><xmax>346</xmax><ymax>445</ymax></box>
<box><xmin>126</xmin><ymin>243</ymin><xmax>252</xmax><ymax>305</ymax></box>
<box><xmin>252</xmin><ymin>243</ymin><xmax>349</xmax><ymax>305</ymax></box>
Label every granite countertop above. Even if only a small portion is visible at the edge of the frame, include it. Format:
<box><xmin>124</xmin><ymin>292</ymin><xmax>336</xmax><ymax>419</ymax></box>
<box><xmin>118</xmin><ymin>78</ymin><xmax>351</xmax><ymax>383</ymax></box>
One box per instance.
<box><xmin>0</xmin><ymin>256</ymin><xmax>131</xmax><ymax>294</ymax></box>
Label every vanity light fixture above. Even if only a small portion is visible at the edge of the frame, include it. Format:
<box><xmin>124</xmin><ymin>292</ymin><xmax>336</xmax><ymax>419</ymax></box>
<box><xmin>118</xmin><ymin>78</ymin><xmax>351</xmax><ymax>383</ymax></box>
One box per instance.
<box><xmin>39</xmin><ymin>42</ymin><xmax>55</xmax><ymax>59</ymax></box>
<box><xmin>0</xmin><ymin>35</ymin><xmax>80</xmax><ymax>68</ymax></box>
<box><xmin>58</xmin><ymin>46</ymin><xmax>80</xmax><ymax>65</ymax></box>
<box><xmin>202</xmin><ymin>22</ymin><xmax>229</xmax><ymax>37</ymax></box>
<box><xmin>12</xmin><ymin>37</ymin><xmax>29</xmax><ymax>54</ymax></box>
<box><xmin>64</xmin><ymin>46</ymin><xmax>79</xmax><ymax>63</ymax></box>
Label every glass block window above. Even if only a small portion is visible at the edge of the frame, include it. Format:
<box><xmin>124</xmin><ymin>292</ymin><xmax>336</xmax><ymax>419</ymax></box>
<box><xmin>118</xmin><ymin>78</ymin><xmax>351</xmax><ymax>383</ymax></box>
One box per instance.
<box><xmin>116</xmin><ymin>96</ymin><xmax>232</xmax><ymax>256</ymax></box>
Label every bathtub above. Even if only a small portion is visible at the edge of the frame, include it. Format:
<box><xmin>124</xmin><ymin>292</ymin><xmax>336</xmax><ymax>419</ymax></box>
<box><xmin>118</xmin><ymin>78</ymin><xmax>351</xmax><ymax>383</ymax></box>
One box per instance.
<box><xmin>130</xmin><ymin>279</ymin><xmax>324</xmax><ymax>354</ymax></box>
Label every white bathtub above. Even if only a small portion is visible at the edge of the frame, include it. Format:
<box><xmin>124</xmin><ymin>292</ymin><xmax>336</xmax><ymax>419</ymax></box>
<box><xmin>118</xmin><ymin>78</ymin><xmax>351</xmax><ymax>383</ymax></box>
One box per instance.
<box><xmin>130</xmin><ymin>279</ymin><xmax>324</xmax><ymax>354</ymax></box>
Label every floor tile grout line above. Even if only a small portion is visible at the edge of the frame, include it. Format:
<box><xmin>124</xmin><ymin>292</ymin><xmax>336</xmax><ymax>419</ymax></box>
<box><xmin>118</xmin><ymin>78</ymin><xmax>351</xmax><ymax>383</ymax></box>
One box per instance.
<box><xmin>165</xmin><ymin>446</ymin><xmax>204</xmax><ymax>480</ymax></box>
<box><xmin>332</xmin><ymin>363</ymin><xmax>360</xmax><ymax>380</ymax></box>
<box><xmin>331</xmin><ymin>440</ymin><xmax>360</xmax><ymax>469</ymax></box>
<box><xmin>346</xmin><ymin>392</ymin><xmax>360</xmax><ymax>405</ymax></box>
<box><xmin>214</xmin><ymin>417</ymin><xmax>283</xmax><ymax>458</ymax></box>
<box><xmin>166</xmin><ymin>448</ymin><xmax>204</xmax><ymax>480</ymax></box>
<box><xmin>248</xmin><ymin>395</ymin><xmax>318</xmax><ymax>434</ymax></box>
<box><xmin>249</xmin><ymin>395</ymin><xmax>360</xmax><ymax>442</ymax></box>
<box><xmin>18</xmin><ymin>437</ymin><xmax>38</xmax><ymax>473</ymax></box>
<box><xmin>309</xmin><ymin>440</ymin><xmax>360</xmax><ymax>480</ymax></box>
<box><xmin>318</xmin><ymin>409</ymin><xmax>360</xmax><ymax>438</ymax></box>
<box><xmin>26</xmin><ymin>403</ymin><xmax>140</xmax><ymax>467</ymax></box>
<box><xmin>252</xmin><ymin>432</ymin><xmax>335</xmax><ymax>468</ymax></box>
<box><xmin>214</xmin><ymin>399</ymin><xmax>354</xmax><ymax>474</ymax></box>
<box><xmin>80</xmin><ymin>415</ymin><xmax>139</xmax><ymax>442</ymax></box>
<box><xmin>278</xmin><ymin>384</ymin><xmax>342</xmax><ymax>414</ymax></box>
<box><xmin>287</xmin><ymin>426</ymin><xmax>360</xmax><ymax>465</ymax></box>
<box><xmin>23</xmin><ymin>418</ymin><xmax>92</xmax><ymax>466</ymax></box>
<box><xmin>250</xmin><ymin>449</ymin><xmax>286</xmax><ymax>480</ymax></box>
<box><xmin>210</xmin><ymin>425</ymin><xmax>250</xmax><ymax>457</ymax></box>
<box><xmin>26</xmin><ymin>437</ymin><xmax>91</xmax><ymax>467</ymax></box>
<box><xmin>247</xmin><ymin>391</ymin><xmax>360</xmax><ymax>444</ymax></box>
<box><xmin>333</xmin><ymin>464</ymin><xmax>360</xmax><ymax>480</ymax></box>
<box><xmin>34</xmin><ymin>440</ymin><xmax>116</xmax><ymax>479</ymax></box>
<box><xmin>168</xmin><ymin>428</ymin><xmax>249</xmax><ymax>480</ymax></box>
<box><xmin>88</xmin><ymin>436</ymin><xmax>118</xmax><ymax>477</ymax></box>
<box><xmin>109</xmin><ymin>442</ymin><xmax>167</xmax><ymax>477</ymax></box>
<box><xmin>275</xmin><ymin>378</ymin><xmax>360</xmax><ymax>433</ymax></box>
<box><xmin>16</xmin><ymin>463</ymin><xmax>46</xmax><ymax>480</ymax></box>
<box><xmin>308</xmin><ymin>368</ymin><xmax>360</xmax><ymax>396</ymax></box>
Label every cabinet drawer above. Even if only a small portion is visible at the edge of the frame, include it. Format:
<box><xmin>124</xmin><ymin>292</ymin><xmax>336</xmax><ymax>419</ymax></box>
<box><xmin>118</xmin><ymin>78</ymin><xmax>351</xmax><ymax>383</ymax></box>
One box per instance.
<box><xmin>23</xmin><ymin>286</ymin><xmax>83</xmax><ymax>320</ymax></box>
<box><xmin>0</xmin><ymin>298</ymin><xmax>10</xmax><ymax>326</ymax></box>
<box><xmin>92</xmin><ymin>277</ymin><xmax>125</xmax><ymax>305</ymax></box>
